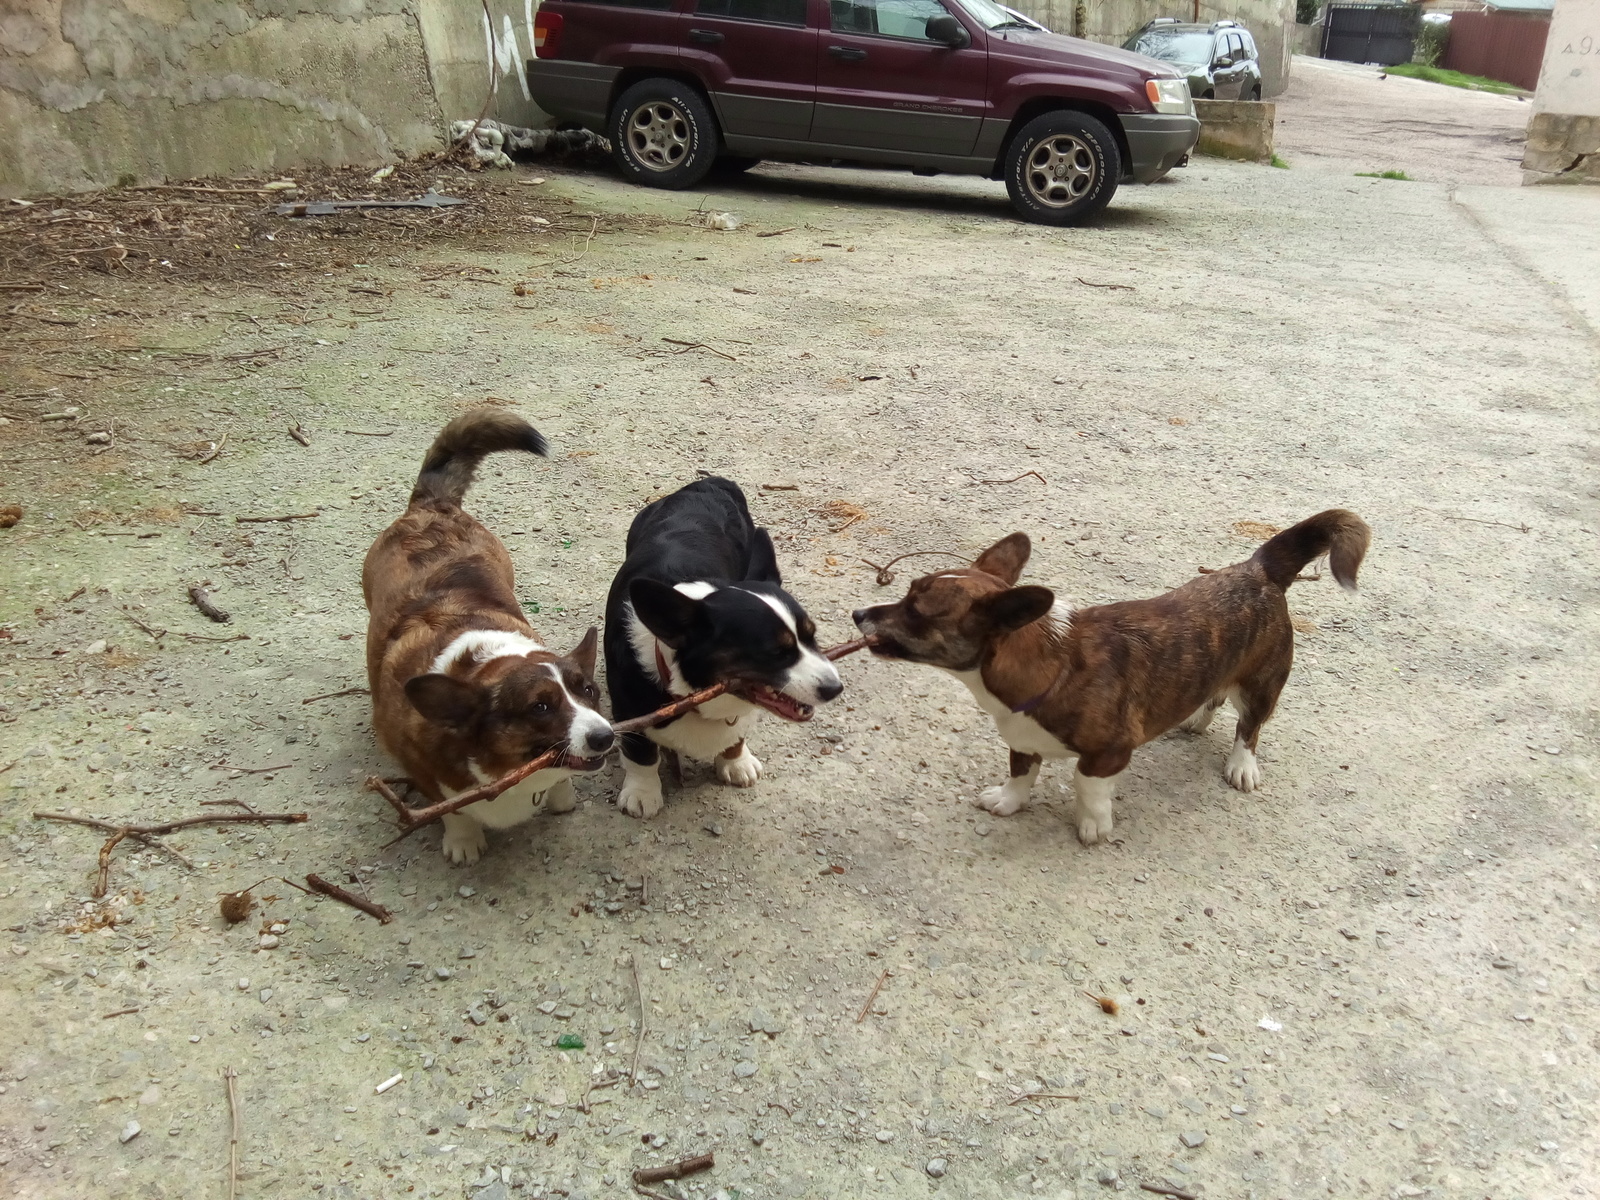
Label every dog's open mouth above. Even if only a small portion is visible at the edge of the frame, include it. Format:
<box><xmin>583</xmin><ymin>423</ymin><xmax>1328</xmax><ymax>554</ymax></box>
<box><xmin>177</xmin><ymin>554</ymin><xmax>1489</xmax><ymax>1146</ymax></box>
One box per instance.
<box><xmin>737</xmin><ymin>683</ymin><xmax>815</xmax><ymax>722</ymax></box>
<box><xmin>865</xmin><ymin>635</ymin><xmax>906</xmax><ymax>660</ymax></box>
<box><xmin>559</xmin><ymin>753</ymin><xmax>608</xmax><ymax>772</ymax></box>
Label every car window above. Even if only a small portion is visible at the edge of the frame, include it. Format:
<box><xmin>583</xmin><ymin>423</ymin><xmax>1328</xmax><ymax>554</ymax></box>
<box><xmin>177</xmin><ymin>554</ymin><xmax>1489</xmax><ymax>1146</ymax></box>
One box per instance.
<box><xmin>1228</xmin><ymin>32</ymin><xmax>1246</xmax><ymax>58</ymax></box>
<box><xmin>1132</xmin><ymin>29</ymin><xmax>1212</xmax><ymax>65</ymax></box>
<box><xmin>831</xmin><ymin>0</ymin><xmax>952</xmax><ymax>39</ymax></box>
<box><xmin>697</xmin><ymin>0</ymin><xmax>808</xmax><ymax>23</ymax></box>
<box><xmin>1240</xmin><ymin>30</ymin><xmax>1257</xmax><ymax>57</ymax></box>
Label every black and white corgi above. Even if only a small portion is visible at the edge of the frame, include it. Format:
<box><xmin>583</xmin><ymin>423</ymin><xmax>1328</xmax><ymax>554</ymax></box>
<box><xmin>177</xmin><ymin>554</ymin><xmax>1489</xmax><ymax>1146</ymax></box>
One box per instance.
<box><xmin>602</xmin><ymin>477</ymin><xmax>843</xmax><ymax>818</ymax></box>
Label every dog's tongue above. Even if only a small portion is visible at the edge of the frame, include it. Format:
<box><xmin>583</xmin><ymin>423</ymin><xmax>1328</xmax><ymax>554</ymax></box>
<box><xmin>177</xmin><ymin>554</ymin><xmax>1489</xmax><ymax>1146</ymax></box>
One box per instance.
<box><xmin>746</xmin><ymin>685</ymin><xmax>814</xmax><ymax>722</ymax></box>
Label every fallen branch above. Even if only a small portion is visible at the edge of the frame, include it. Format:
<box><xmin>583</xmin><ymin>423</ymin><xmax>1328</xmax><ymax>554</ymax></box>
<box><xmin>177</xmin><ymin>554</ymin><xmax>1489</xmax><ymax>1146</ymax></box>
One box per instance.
<box><xmin>760</xmin><ymin>483</ymin><xmax>799</xmax><ymax>491</ymax></box>
<box><xmin>855</xmin><ymin>969</ymin><xmax>889</xmax><ymax>1023</ymax></box>
<box><xmin>196</xmin><ymin>433</ymin><xmax>227</xmax><ymax>465</ymax></box>
<box><xmin>630</xmin><ymin>954</ymin><xmax>647</xmax><ymax>1087</ymax></box>
<box><xmin>305</xmin><ymin>873</ymin><xmax>393</xmax><ymax>923</ymax></box>
<box><xmin>1139</xmin><ymin>1184</ymin><xmax>1196</xmax><ymax>1200</ymax></box>
<box><xmin>365</xmin><ymin>775</ymin><xmax>413</xmax><ymax>820</ymax></box>
<box><xmin>95</xmin><ymin>829</ymin><xmax>129</xmax><ymax>898</ymax></box>
<box><xmin>1076</xmin><ymin>277</ymin><xmax>1135</xmax><ymax>290</ymax></box>
<box><xmin>662</xmin><ymin>337</ymin><xmax>737</xmax><ymax>362</ymax></box>
<box><xmin>122</xmin><ymin>610</ymin><xmax>167</xmax><ymax>641</ymax></box>
<box><xmin>633</xmin><ymin>1153</ymin><xmax>714</xmax><ymax>1186</ymax></box>
<box><xmin>1009</xmin><ymin>1092</ymin><xmax>1080</xmax><ymax>1105</ymax></box>
<box><xmin>36</xmin><ymin>809</ymin><xmax>303</xmax><ymax>896</ymax></box>
<box><xmin>235</xmin><ymin>512</ymin><xmax>318</xmax><ymax>523</ymax></box>
<box><xmin>102</xmin><ymin>1007</ymin><xmax>141</xmax><ymax>1019</ymax></box>
<box><xmin>977</xmin><ymin>471</ymin><xmax>1046</xmax><ymax>486</ymax></box>
<box><xmin>1443</xmin><ymin>514</ymin><xmax>1531</xmax><ymax>533</ymax></box>
<box><xmin>341</xmin><ymin>429</ymin><xmax>395</xmax><ymax>437</ymax></box>
<box><xmin>287</xmin><ymin>424</ymin><xmax>311</xmax><ymax>447</ymax></box>
<box><xmin>187</xmin><ymin>585</ymin><xmax>231</xmax><ymax>623</ymax></box>
<box><xmin>755</xmin><ymin>228</ymin><xmax>796</xmax><ymax>238</ymax></box>
<box><xmin>859</xmin><ymin>550</ymin><xmax>970</xmax><ymax>586</ymax></box>
<box><xmin>210</xmin><ymin>760</ymin><xmax>292</xmax><ymax>774</ymax></box>
<box><xmin>302</xmin><ymin>686</ymin><xmax>369</xmax><ymax>704</ymax></box>
<box><xmin>224</xmin><ymin>1067</ymin><xmax>241</xmax><ymax>1200</ymax></box>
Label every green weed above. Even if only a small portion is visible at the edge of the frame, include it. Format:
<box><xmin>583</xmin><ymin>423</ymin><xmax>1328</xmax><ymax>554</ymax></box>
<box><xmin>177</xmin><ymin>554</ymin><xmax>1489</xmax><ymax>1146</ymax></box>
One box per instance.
<box><xmin>1383</xmin><ymin>63</ymin><xmax>1524</xmax><ymax>95</ymax></box>
<box><xmin>1355</xmin><ymin>170</ymin><xmax>1412</xmax><ymax>180</ymax></box>
<box><xmin>1270</xmin><ymin>154</ymin><xmax>1290</xmax><ymax>169</ymax></box>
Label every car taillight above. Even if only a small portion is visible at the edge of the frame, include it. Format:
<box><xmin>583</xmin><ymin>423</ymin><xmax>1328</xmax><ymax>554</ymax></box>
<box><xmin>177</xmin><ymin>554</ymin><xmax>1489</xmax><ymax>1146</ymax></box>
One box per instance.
<box><xmin>533</xmin><ymin>10</ymin><xmax>563</xmax><ymax>59</ymax></box>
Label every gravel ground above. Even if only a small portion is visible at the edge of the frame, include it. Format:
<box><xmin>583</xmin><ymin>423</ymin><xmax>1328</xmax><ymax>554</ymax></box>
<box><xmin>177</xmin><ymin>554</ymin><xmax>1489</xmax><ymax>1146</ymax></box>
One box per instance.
<box><xmin>1274</xmin><ymin>55</ymin><xmax>1531</xmax><ymax>185</ymax></box>
<box><xmin>1</xmin><ymin>129</ymin><xmax>1597</xmax><ymax>1200</ymax></box>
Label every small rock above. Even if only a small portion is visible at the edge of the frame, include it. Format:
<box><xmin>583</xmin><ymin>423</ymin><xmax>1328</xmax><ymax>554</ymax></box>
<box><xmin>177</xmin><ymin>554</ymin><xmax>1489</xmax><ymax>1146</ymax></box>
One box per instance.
<box><xmin>1389</xmin><ymin>1118</ymin><xmax>1407</xmax><ymax>1130</ymax></box>
<box><xmin>537</xmin><ymin>1000</ymin><xmax>558</xmax><ymax>1015</ymax></box>
<box><xmin>748</xmin><ymin>1008</ymin><xmax>786</xmax><ymax>1037</ymax></box>
<box><xmin>83</xmin><ymin>640</ymin><xmax>107</xmax><ymax>655</ymax></box>
<box><xmin>1539</xmin><ymin>1140</ymin><xmax>1559</xmax><ymax>1151</ymax></box>
<box><xmin>85</xmin><ymin>431</ymin><xmax>111</xmax><ymax>445</ymax></box>
<box><xmin>1513</xmin><ymin>1012</ymin><xmax>1533</xmax><ymax>1022</ymax></box>
<box><xmin>750</xmin><ymin>1130</ymin><xmax>766</xmax><ymax>1146</ymax></box>
<box><xmin>704</xmin><ymin>822</ymin><xmax>723</xmax><ymax>837</ymax></box>
<box><xmin>236</xmin><ymin>978</ymin><xmax>250</xmax><ymax>991</ymax></box>
<box><xmin>457</xmin><ymin>886</ymin><xmax>475</xmax><ymax>898</ymax></box>
<box><xmin>119</xmin><ymin>1120</ymin><xmax>141</xmax><ymax>1144</ymax></box>
<box><xmin>1095</xmin><ymin>1166</ymin><xmax>1118</xmax><ymax>1186</ymax></box>
<box><xmin>659</xmin><ymin>957</ymin><xmax>673</xmax><ymax>970</ymax></box>
<box><xmin>732</xmin><ymin>1061</ymin><xmax>758</xmax><ymax>1078</ymax></box>
<box><xmin>1179</xmin><ymin>1130</ymin><xmax>1206</xmax><ymax>1148</ymax></box>
<box><xmin>1491</xmin><ymin>957</ymin><xmax>1515</xmax><ymax>970</ymax></box>
<box><xmin>467</xmin><ymin>1005</ymin><xmax>488</xmax><ymax>1026</ymax></box>
<box><xmin>552</xmin><ymin>1006</ymin><xmax>576</xmax><ymax>1020</ymax></box>
<box><xmin>459</xmin><ymin>947</ymin><xmax>476</xmax><ymax>959</ymax></box>
<box><xmin>259</xmin><ymin>989</ymin><xmax>272</xmax><ymax>1003</ymax></box>
<box><xmin>925</xmin><ymin>1158</ymin><xmax>947</xmax><ymax>1178</ymax></box>
<box><xmin>874</xmin><ymin>1129</ymin><xmax>894</xmax><ymax>1143</ymax></box>
<box><xmin>434</xmin><ymin>967</ymin><xmax>452</xmax><ymax>981</ymax></box>
<box><xmin>974</xmin><ymin>822</ymin><xmax>991</xmax><ymax>837</ymax></box>
<box><xmin>1544</xmin><ymin>746</ymin><xmax>1560</xmax><ymax>755</ymax></box>
<box><xmin>258</xmin><ymin>934</ymin><xmax>280</xmax><ymax>950</ymax></box>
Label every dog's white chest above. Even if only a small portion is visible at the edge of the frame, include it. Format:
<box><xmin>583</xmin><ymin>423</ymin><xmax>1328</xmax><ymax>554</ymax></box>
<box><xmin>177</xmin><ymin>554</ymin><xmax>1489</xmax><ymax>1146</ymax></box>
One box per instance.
<box><xmin>647</xmin><ymin>693</ymin><xmax>758</xmax><ymax>762</ymax></box>
<box><xmin>944</xmin><ymin>669</ymin><xmax>1071</xmax><ymax>759</ymax></box>
<box><xmin>451</xmin><ymin>764</ymin><xmax>569</xmax><ymax>829</ymax></box>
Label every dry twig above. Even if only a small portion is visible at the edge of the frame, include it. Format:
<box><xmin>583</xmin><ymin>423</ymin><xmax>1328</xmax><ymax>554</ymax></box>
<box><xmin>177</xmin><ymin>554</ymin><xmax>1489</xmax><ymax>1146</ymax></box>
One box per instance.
<box><xmin>662</xmin><ymin>337</ymin><xmax>737</xmax><ymax>362</ymax></box>
<box><xmin>196</xmin><ymin>433</ymin><xmax>227</xmax><ymax>465</ymax></box>
<box><xmin>35</xmin><ymin>809</ymin><xmax>304</xmax><ymax>896</ymax></box>
<box><xmin>101</xmin><ymin>1007</ymin><xmax>141</xmax><ymax>1019</ymax></box>
<box><xmin>977</xmin><ymin>470</ymin><xmax>1046</xmax><ymax>486</ymax></box>
<box><xmin>235</xmin><ymin>512</ymin><xmax>318</xmax><ymax>523</ymax></box>
<box><xmin>633</xmin><ymin>1153</ymin><xmax>714</xmax><ymax>1186</ymax></box>
<box><xmin>287</xmin><ymin>424</ymin><xmax>311</xmax><ymax>447</ymax></box>
<box><xmin>630</xmin><ymin>954</ymin><xmax>647</xmax><ymax>1087</ymax></box>
<box><xmin>859</xmin><ymin>549</ymin><xmax>970</xmax><ymax>586</ymax></box>
<box><xmin>856</xmin><ymin>969</ymin><xmax>889</xmax><ymax>1023</ymax></box>
<box><xmin>1076</xmin><ymin>277</ymin><xmax>1135</xmax><ymax>290</ymax></box>
<box><xmin>1139</xmin><ymin>1184</ymin><xmax>1197</xmax><ymax>1200</ymax></box>
<box><xmin>1008</xmin><ymin>1092</ymin><xmax>1081</xmax><ymax>1105</ymax></box>
<box><xmin>305</xmin><ymin>873</ymin><xmax>393</xmax><ymax>923</ymax></box>
<box><xmin>187</xmin><ymin>585</ymin><xmax>230</xmax><ymax>623</ymax></box>
<box><xmin>224</xmin><ymin>1067</ymin><xmax>241</xmax><ymax>1200</ymax></box>
<box><xmin>302</xmin><ymin>687</ymin><xmax>369</xmax><ymax>704</ymax></box>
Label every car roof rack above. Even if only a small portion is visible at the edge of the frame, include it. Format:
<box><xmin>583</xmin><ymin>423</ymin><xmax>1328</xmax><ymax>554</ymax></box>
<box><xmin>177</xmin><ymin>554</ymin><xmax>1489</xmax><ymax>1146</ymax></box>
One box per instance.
<box><xmin>1149</xmin><ymin>16</ymin><xmax>1181</xmax><ymax>24</ymax></box>
<box><xmin>1210</xmin><ymin>18</ymin><xmax>1240</xmax><ymax>27</ymax></box>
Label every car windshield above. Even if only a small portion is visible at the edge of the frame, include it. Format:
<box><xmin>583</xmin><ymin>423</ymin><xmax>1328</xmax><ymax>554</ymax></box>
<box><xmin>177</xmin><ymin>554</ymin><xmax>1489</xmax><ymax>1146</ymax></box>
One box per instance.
<box><xmin>1131</xmin><ymin>29</ymin><xmax>1214</xmax><ymax>65</ymax></box>
<box><xmin>957</xmin><ymin>0</ymin><xmax>1037</xmax><ymax>30</ymax></box>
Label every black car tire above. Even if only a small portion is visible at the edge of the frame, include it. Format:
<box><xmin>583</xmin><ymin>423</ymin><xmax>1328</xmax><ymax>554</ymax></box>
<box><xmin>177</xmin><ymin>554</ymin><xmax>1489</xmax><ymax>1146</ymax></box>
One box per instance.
<box><xmin>1003</xmin><ymin>110</ymin><xmax>1120</xmax><ymax>227</ymax></box>
<box><xmin>1246</xmin><ymin>84</ymin><xmax>1262</xmax><ymax>101</ymax></box>
<box><xmin>608</xmin><ymin>79</ymin><xmax>719</xmax><ymax>190</ymax></box>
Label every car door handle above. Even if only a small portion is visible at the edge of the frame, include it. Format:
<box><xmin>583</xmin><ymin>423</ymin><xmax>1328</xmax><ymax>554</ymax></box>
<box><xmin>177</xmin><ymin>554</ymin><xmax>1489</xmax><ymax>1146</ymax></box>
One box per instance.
<box><xmin>828</xmin><ymin>45</ymin><xmax>867</xmax><ymax>60</ymax></box>
<box><xmin>688</xmin><ymin>28</ymin><xmax>724</xmax><ymax>43</ymax></box>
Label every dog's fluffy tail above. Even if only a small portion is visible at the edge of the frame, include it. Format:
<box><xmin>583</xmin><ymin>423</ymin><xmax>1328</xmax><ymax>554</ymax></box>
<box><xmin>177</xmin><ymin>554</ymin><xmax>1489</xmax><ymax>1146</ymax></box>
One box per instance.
<box><xmin>1253</xmin><ymin>509</ymin><xmax>1370</xmax><ymax>592</ymax></box>
<box><xmin>409</xmin><ymin>409</ymin><xmax>546</xmax><ymax>509</ymax></box>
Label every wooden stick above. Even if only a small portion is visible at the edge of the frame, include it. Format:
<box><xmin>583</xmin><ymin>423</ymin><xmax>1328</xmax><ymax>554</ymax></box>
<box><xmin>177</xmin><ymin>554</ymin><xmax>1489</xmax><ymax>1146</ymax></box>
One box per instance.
<box><xmin>1008</xmin><ymin>1092</ymin><xmax>1081</xmax><ymax>1105</ymax></box>
<box><xmin>302</xmin><ymin>687</ymin><xmax>368</xmax><ymax>704</ymax></box>
<box><xmin>35</xmin><ymin>810</ymin><xmax>305</xmax><ymax>836</ymax></box>
<box><xmin>1139</xmin><ymin>1184</ymin><xmax>1197</xmax><ymax>1200</ymax></box>
<box><xmin>224</xmin><ymin>1067</ymin><xmax>240</xmax><ymax>1200</ymax></box>
<box><xmin>102</xmin><ymin>1006</ymin><xmax>142</xmax><ymax>1019</ymax></box>
<box><xmin>287</xmin><ymin>424</ymin><xmax>311</xmax><ymax>447</ymax></box>
<box><xmin>94</xmin><ymin>829</ymin><xmax>129</xmax><ymax>898</ymax></box>
<box><xmin>977</xmin><ymin>471</ymin><xmax>1046</xmax><ymax>486</ymax></box>
<box><xmin>305</xmin><ymin>873</ymin><xmax>393</xmax><ymax>923</ymax></box>
<box><xmin>209</xmin><ymin>761</ymin><xmax>292</xmax><ymax>774</ymax></box>
<box><xmin>630</xmin><ymin>954</ymin><xmax>647</xmax><ymax>1088</ymax></box>
<box><xmin>187</xmin><ymin>585</ymin><xmax>231</xmax><ymax>623</ymax></box>
<box><xmin>197</xmin><ymin>433</ymin><xmax>227</xmax><ymax>465</ymax></box>
<box><xmin>235</xmin><ymin>512</ymin><xmax>318</xmax><ymax>523</ymax></box>
<box><xmin>1077</xmin><ymin>277</ymin><xmax>1135</xmax><ymax>291</ymax></box>
<box><xmin>754</xmin><ymin>227</ymin><xmax>796</xmax><ymax>237</ymax></box>
<box><xmin>856</xmin><ymin>969</ymin><xmax>889</xmax><ymax>1023</ymax></box>
<box><xmin>365</xmin><ymin>775</ymin><xmax>413</xmax><ymax>820</ymax></box>
<box><xmin>633</xmin><ymin>1153</ymin><xmax>714</xmax><ymax>1186</ymax></box>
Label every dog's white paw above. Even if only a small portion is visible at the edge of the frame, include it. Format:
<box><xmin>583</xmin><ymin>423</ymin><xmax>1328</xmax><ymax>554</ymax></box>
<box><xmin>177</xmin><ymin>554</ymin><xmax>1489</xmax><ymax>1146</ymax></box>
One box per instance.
<box><xmin>976</xmin><ymin>782</ymin><xmax>1028</xmax><ymax>817</ymax></box>
<box><xmin>618</xmin><ymin>774</ymin><xmax>664</xmax><ymax>820</ymax></box>
<box><xmin>1178</xmin><ymin>701</ymin><xmax>1220</xmax><ymax>734</ymax></box>
<box><xmin>543</xmin><ymin>777</ymin><xmax>576</xmax><ymax>814</ymax></box>
<box><xmin>440</xmin><ymin>814</ymin><xmax>486</xmax><ymax>865</ymax></box>
<box><xmin>716</xmin><ymin>747</ymin><xmax>763</xmax><ymax>788</ymax></box>
<box><xmin>1076</xmin><ymin>808</ymin><xmax>1114</xmax><ymax>844</ymax></box>
<box><xmin>1225</xmin><ymin>742</ymin><xmax>1262</xmax><ymax>792</ymax></box>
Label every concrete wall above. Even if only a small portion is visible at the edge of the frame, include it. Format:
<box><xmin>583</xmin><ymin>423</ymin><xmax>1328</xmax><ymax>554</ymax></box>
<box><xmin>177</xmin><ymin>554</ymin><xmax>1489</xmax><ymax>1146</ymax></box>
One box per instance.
<box><xmin>0</xmin><ymin>0</ymin><xmax>447</xmax><ymax>197</ymax></box>
<box><xmin>1523</xmin><ymin>0</ymin><xmax>1600</xmax><ymax>181</ymax></box>
<box><xmin>417</xmin><ymin>0</ymin><xmax>548</xmax><ymax>131</ymax></box>
<box><xmin>1011</xmin><ymin>0</ymin><xmax>1298</xmax><ymax>96</ymax></box>
<box><xmin>1194</xmin><ymin>96</ymin><xmax>1274</xmax><ymax>159</ymax></box>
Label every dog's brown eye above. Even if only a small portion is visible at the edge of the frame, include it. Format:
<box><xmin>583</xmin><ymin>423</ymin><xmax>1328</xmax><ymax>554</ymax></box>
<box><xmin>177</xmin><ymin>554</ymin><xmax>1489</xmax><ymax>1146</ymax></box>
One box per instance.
<box><xmin>532</xmin><ymin>702</ymin><xmax>550</xmax><ymax>715</ymax></box>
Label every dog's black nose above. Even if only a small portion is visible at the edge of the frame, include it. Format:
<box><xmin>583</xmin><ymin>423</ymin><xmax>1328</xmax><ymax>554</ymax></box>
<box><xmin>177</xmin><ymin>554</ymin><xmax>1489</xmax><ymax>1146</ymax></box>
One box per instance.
<box><xmin>851</xmin><ymin>608</ymin><xmax>868</xmax><ymax>627</ymax></box>
<box><xmin>817</xmin><ymin>678</ymin><xmax>844</xmax><ymax>703</ymax></box>
<box><xmin>586</xmin><ymin>727</ymin><xmax>616</xmax><ymax>753</ymax></box>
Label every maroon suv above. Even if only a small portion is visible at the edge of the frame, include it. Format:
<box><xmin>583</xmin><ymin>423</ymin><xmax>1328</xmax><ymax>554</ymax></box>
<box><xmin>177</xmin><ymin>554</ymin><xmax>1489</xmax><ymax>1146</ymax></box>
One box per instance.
<box><xmin>527</xmin><ymin>0</ymin><xmax>1198</xmax><ymax>224</ymax></box>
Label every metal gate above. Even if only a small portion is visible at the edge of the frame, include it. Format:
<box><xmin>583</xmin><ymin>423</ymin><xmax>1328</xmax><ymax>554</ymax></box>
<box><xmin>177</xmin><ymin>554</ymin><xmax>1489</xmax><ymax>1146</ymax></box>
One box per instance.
<box><xmin>1322</xmin><ymin>4</ymin><xmax>1415</xmax><ymax>66</ymax></box>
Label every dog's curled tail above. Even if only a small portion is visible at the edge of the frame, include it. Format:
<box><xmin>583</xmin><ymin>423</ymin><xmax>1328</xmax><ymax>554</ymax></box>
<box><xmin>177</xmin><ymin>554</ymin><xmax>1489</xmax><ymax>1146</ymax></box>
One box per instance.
<box><xmin>409</xmin><ymin>409</ymin><xmax>547</xmax><ymax>509</ymax></box>
<box><xmin>1253</xmin><ymin>509</ymin><xmax>1370</xmax><ymax>592</ymax></box>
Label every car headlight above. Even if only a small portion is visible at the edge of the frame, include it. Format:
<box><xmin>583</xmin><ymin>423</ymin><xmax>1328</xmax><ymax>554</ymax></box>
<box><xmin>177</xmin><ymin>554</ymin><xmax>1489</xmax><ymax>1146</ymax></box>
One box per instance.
<box><xmin>1145</xmin><ymin>78</ymin><xmax>1194</xmax><ymax>115</ymax></box>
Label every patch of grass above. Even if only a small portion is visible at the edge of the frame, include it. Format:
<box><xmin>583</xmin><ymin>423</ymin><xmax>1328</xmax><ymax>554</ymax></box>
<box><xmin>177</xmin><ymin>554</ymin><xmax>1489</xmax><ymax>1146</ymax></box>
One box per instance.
<box><xmin>1270</xmin><ymin>153</ymin><xmax>1290</xmax><ymax>169</ymax></box>
<box><xmin>1355</xmin><ymin>169</ymin><xmax>1412</xmax><ymax>180</ymax></box>
<box><xmin>1383</xmin><ymin>63</ymin><xmax>1525</xmax><ymax>95</ymax></box>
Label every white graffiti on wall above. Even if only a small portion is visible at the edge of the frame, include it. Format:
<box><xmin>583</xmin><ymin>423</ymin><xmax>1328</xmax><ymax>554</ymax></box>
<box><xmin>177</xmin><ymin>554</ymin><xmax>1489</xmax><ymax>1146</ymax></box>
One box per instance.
<box><xmin>482</xmin><ymin>1</ymin><xmax>540</xmax><ymax>100</ymax></box>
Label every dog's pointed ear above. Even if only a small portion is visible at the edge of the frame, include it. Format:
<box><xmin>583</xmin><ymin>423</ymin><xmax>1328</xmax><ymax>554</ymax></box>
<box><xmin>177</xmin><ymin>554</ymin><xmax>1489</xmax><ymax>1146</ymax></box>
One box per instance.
<box><xmin>974</xmin><ymin>585</ymin><xmax>1056</xmax><ymax>634</ymax></box>
<box><xmin>629</xmin><ymin>579</ymin><xmax>701</xmax><ymax>649</ymax></box>
<box><xmin>405</xmin><ymin>673</ymin><xmax>489</xmax><ymax>728</ymax></box>
<box><xmin>746</xmin><ymin>528</ymin><xmax>782</xmax><ymax>584</ymax></box>
<box><xmin>567</xmin><ymin>626</ymin><xmax>599</xmax><ymax>678</ymax></box>
<box><xmin>972</xmin><ymin>533</ymin><xmax>1032</xmax><ymax>585</ymax></box>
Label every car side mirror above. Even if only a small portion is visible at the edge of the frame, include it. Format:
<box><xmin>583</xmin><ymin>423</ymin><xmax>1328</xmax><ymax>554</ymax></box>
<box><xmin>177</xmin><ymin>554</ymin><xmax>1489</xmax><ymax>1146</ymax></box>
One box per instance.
<box><xmin>926</xmin><ymin>14</ymin><xmax>971</xmax><ymax>47</ymax></box>
<box><xmin>1215</xmin><ymin>51</ymin><xmax>1235</xmax><ymax>66</ymax></box>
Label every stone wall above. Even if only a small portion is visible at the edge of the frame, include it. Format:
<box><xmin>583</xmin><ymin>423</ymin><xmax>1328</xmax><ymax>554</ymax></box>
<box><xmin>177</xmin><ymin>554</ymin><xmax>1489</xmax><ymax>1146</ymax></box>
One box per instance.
<box><xmin>1523</xmin><ymin>0</ymin><xmax>1600</xmax><ymax>182</ymax></box>
<box><xmin>1194</xmin><ymin>96</ymin><xmax>1275</xmax><ymax>160</ymax></box>
<box><xmin>0</xmin><ymin>0</ymin><xmax>447</xmax><ymax>197</ymax></box>
<box><xmin>1010</xmin><ymin>0</ymin><xmax>1298</xmax><ymax>96</ymax></box>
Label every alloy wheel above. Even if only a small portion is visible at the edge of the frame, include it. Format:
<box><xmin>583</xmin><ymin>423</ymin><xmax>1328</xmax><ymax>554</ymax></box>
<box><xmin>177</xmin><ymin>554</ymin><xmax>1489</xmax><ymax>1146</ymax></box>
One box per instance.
<box><xmin>1024</xmin><ymin>134</ymin><xmax>1097</xmax><ymax>208</ymax></box>
<box><xmin>626</xmin><ymin>101</ymin><xmax>691</xmax><ymax>172</ymax></box>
